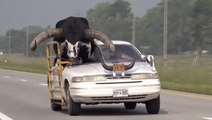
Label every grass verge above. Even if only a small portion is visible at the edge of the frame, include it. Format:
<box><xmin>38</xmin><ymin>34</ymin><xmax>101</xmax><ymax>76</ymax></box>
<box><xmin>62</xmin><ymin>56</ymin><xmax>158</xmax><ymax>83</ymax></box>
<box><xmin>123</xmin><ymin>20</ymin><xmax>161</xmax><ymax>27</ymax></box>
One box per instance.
<box><xmin>158</xmin><ymin>65</ymin><xmax>212</xmax><ymax>95</ymax></box>
<box><xmin>0</xmin><ymin>55</ymin><xmax>47</xmax><ymax>74</ymax></box>
<box><xmin>156</xmin><ymin>55</ymin><xmax>212</xmax><ymax>95</ymax></box>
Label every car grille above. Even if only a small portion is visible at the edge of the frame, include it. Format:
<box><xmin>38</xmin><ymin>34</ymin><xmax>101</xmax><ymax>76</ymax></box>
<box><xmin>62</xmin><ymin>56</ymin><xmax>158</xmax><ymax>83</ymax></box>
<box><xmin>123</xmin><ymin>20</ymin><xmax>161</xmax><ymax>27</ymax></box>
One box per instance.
<box><xmin>96</xmin><ymin>74</ymin><xmax>141</xmax><ymax>84</ymax></box>
<box><xmin>105</xmin><ymin>74</ymin><xmax>131</xmax><ymax>79</ymax></box>
<box><xmin>91</xmin><ymin>95</ymin><xmax>147</xmax><ymax>101</ymax></box>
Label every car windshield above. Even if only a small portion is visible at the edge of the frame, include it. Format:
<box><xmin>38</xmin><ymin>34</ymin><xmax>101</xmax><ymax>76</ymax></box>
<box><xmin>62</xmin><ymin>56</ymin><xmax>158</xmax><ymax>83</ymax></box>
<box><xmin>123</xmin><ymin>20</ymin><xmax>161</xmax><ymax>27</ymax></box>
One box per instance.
<box><xmin>99</xmin><ymin>44</ymin><xmax>142</xmax><ymax>63</ymax></box>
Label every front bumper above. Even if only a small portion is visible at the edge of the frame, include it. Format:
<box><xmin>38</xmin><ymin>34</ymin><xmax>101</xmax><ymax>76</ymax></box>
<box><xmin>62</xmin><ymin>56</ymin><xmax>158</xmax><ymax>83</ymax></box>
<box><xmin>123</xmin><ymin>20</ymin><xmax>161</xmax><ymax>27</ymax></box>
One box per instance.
<box><xmin>69</xmin><ymin>79</ymin><xmax>160</xmax><ymax>104</ymax></box>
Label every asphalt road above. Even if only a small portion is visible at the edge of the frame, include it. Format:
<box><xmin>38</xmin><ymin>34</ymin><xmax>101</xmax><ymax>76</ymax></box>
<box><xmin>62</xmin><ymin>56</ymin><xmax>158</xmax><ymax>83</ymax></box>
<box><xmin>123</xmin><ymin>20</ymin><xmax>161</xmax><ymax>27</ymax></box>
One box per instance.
<box><xmin>0</xmin><ymin>69</ymin><xmax>212</xmax><ymax>120</ymax></box>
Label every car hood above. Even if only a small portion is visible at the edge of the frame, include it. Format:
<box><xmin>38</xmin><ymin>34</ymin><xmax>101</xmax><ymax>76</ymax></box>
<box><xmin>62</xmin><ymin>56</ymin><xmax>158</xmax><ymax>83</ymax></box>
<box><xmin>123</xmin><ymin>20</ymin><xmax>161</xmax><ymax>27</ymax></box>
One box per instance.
<box><xmin>63</xmin><ymin>62</ymin><xmax>156</xmax><ymax>77</ymax></box>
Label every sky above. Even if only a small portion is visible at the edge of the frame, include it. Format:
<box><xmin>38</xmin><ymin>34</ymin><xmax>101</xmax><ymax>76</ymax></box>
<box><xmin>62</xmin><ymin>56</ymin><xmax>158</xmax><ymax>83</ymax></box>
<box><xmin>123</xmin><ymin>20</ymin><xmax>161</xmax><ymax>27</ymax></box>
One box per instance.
<box><xmin>0</xmin><ymin>0</ymin><xmax>161</xmax><ymax>35</ymax></box>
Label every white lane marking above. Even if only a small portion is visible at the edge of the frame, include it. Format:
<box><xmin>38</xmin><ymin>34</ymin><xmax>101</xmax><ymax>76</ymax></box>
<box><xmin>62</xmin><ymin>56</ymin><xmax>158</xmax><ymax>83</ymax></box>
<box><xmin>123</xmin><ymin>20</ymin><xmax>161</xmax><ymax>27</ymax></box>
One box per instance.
<box><xmin>40</xmin><ymin>83</ymin><xmax>48</xmax><ymax>86</ymax></box>
<box><xmin>201</xmin><ymin>117</ymin><xmax>212</xmax><ymax>120</ymax></box>
<box><xmin>20</xmin><ymin>79</ymin><xmax>27</xmax><ymax>82</ymax></box>
<box><xmin>162</xmin><ymin>90</ymin><xmax>212</xmax><ymax>101</ymax></box>
<box><xmin>0</xmin><ymin>112</ymin><xmax>13</xmax><ymax>120</ymax></box>
<box><xmin>3</xmin><ymin>76</ymin><xmax>10</xmax><ymax>79</ymax></box>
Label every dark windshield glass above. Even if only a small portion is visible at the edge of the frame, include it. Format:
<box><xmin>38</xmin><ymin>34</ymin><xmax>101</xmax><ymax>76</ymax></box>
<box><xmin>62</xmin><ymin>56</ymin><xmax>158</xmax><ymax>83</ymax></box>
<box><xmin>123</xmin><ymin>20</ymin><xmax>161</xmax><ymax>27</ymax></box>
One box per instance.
<box><xmin>99</xmin><ymin>44</ymin><xmax>141</xmax><ymax>63</ymax></box>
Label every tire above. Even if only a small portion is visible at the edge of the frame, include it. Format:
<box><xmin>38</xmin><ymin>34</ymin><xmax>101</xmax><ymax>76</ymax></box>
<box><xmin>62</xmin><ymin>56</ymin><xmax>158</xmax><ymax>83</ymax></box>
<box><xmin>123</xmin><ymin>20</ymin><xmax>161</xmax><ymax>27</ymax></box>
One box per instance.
<box><xmin>145</xmin><ymin>96</ymin><xmax>160</xmax><ymax>114</ymax></box>
<box><xmin>65</xmin><ymin>83</ymin><xmax>81</xmax><ymax>115</ymax></box>
<box><xmin>51</xmin><ymin>100</ymin><xmax>62</xmax><ymax>111</ymax></box>
<box><xmin>124</xmin><ymin>102</ymin><xmax>137</xmax><ymax>110</ymax></box>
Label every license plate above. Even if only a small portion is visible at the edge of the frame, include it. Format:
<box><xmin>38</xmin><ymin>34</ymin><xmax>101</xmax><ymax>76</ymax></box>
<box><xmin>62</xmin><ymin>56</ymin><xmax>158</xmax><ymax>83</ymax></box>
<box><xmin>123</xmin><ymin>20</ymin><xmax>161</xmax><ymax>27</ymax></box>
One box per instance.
<box><xmin>113</xmin><ymin>89</ymin><xmax>128</xmax><ymax>97</ymax></box>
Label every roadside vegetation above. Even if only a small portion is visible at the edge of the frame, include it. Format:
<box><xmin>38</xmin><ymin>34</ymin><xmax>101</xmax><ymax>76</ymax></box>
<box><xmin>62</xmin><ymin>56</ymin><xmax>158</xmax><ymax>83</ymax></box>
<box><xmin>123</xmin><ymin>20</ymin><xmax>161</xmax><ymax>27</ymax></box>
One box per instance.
<box><xmin>156</xmin><ymin>55</ymin><xmax>212</xmax><ymax>95</ymax></box>
<box><xmin>1</xmin><ymin>54</ymin><xmax>212</xmax><ymax>95</ymax></box>
<box><xmin>0</xmin><ymin>54</ymin><xmax>47</xmax><ymax>74</ymax></box>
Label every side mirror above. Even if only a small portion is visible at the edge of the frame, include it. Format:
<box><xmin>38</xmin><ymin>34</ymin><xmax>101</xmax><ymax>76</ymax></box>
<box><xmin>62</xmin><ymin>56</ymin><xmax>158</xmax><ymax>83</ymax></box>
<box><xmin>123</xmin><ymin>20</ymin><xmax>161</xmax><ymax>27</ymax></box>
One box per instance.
<box><xmin>140</xmin><ymin>54</ymin><xmax>146</xmax><ymax>62</ymax></box>
<box><xmin>141</xmin><ymin>54</ymin><xmax>156</xmax><ymax>71</ymax></box>
<box><xmin>146</xmin><ymin>55</ymin><xmax>155</xmax><ymax>67</ymax></box>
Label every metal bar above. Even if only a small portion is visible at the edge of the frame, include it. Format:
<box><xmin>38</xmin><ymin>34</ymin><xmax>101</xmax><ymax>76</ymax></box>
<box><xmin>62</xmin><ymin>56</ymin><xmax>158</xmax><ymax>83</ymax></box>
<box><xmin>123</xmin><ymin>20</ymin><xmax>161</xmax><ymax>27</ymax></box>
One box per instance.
<box><xmin>45</xmin><ymin>41</ymin><xmax>72</xmax><ymax>104</ymax></box>
<box><xmin>132</xmin><ymin>16</ymin><xmax>136</xmax><ymax>45</ymax></box>
<box><xmin>26</xmin><ymin>26</ymin><xmax>29</xmax><ymax>57</ymax></box>
<box><xmin>163</xmin><ymin>0</ymin><xmax>168</xmax><ymax>61</ymax></box>
<box><xmin>46</xmin><ymin>44</ymin><xmax>54</xmax><ymax>99</ymax></box>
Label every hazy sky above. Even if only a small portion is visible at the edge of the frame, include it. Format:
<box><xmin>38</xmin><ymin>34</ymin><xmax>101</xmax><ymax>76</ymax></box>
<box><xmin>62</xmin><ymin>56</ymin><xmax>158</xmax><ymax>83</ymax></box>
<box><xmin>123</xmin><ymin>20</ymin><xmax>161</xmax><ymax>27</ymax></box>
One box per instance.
<box><xmin>0</xmin><ymin>0</ymin><xmax>160</xmax><ymax>35</ymax></box>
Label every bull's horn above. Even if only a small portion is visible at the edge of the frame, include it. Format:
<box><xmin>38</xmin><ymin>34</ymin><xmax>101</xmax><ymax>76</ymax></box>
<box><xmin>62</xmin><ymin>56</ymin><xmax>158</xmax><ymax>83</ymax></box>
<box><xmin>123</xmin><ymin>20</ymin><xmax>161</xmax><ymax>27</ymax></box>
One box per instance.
<box><xmin>30</xmin><ymin>28</ymin><xmax>63</xmax><ymax>51</ymax></box>
<box><xmin>84</xmin><ymin>29</ymin><xmax>115</xmax><ymax>52</ymax></box>
<box><xmin>100</xmin><ymin>58</ymin><xmax>113</xmax><ymax>71</ymax></box>
<box><xmin>125</xmin><ymin>59</ymin><xmax>136</xmax><ymax>71</ymax></box>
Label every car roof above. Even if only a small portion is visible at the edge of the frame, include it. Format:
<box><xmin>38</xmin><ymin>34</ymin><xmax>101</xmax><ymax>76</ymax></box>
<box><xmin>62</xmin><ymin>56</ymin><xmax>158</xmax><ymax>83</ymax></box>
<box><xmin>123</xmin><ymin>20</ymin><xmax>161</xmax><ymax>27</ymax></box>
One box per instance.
<box><xmin>94</xmin><ymin>39</ymin><xmax>132</xmax><ymax>45</ymax></box>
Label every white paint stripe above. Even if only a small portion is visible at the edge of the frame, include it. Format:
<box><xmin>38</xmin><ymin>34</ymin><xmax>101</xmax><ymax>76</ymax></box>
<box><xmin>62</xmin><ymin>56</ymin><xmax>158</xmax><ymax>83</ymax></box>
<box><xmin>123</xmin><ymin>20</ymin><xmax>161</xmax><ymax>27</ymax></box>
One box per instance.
<box><xmin>20</xmin><ymin>79</ymin><xmax>27</xmax><ymax>82</ymax></box>
<box><xmin>162</xmin><ymin>90</ymin><xmax>212</xmax><ymax>101</ymax></box>
<box><xmin>0</xmin><ymin>112</ymin><xmax>13</xmax><ymax>120</ymax></box>
<box><xmin>201</xmin><ymin>117</ymin><xmax>212</xmax><ymax>120</ymax></box>
<box><xmin>3</xmin><ymin>76</ymin><xmax>10</xmax><ymax>79</ymax></box>
<box><xmin>40</xmin><ymin>83</ymin><xmax>47</xmax><ymax>86</ymax></box>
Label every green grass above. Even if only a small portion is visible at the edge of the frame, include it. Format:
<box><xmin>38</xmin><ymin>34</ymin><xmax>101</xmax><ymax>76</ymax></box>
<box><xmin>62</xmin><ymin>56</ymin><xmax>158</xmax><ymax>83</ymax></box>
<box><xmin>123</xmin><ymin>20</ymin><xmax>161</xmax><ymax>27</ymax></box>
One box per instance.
<box><xmin>156</xmin><ymin>55</ymin><xmax>212</xmax><ymax>95</ymax></box>
<box><xmin>158</xmin><ymin>65</ymin><xmax>212</xmax><ymax>95</ymax></box>
<box><xmin>0</xmin><ymin>55</ymin><xmax>47</xmax><ymax>74</ymax></box>
<box><xmin>1</xmin><ymin>54</ymin><xmax>212</xmax><ymax>95</ymax></box>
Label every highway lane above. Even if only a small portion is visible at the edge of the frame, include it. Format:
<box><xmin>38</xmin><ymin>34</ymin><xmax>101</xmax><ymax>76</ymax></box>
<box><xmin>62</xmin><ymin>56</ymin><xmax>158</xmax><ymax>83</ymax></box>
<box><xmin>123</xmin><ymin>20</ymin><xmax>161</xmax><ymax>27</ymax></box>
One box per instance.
<box><xmin>0</xmin><ymin>69</ymin><xmax>212</xmax><ymax>120</ymax></box>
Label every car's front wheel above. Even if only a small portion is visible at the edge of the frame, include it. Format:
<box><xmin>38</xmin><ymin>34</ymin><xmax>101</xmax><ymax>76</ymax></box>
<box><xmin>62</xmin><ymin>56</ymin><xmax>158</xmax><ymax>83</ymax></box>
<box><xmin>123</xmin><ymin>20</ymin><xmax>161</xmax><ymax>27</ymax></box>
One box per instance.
<box><xmin>51</xmin><ymin>100</ymin><xmax>62</xmax><ymax>111</ymax></box>
<box><xmin>145</xmin><ymin>95</ymin><xmax>160</xmax><ymax>114</ymax></box>
<box><xmin>65</xmin><ymin>83</ymin><xmax>81</xmax><ymax>115</ymax></box>
<box><xmin>124</xmin><ymin>102</ymin><xmax>137</xmax><ymax>110</ymax></box>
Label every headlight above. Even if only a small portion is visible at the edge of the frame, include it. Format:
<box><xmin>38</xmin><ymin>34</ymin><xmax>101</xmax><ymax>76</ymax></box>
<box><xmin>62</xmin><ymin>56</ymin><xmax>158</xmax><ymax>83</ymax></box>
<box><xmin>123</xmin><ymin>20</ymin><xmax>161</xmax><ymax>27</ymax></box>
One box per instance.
<box><xmin>71</xmin><ymin>77</ymin><xmax>83</xmax><ymax>83</ymax></box>
<box><xmin>83</xmin><ymin>76</ymin><xmax>106</xmax><ymax>82</ymax></box>
<box><xmin>131</xmin><ymin>73</ymin><xmax>159</xmax><ymax>80</ymax></box>
<box><xmin>72</xmin><ymin>76</ymin><xmax>106</xmax><ymax>83</ymax></box>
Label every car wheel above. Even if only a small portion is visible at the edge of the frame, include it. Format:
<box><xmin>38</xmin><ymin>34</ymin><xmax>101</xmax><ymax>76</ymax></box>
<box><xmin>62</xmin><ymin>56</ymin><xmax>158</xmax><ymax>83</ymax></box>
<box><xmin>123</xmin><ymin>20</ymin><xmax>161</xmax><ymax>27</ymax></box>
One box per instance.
<box><xmin>65</xmin><ymin>83</ymin><xmax>81</xmax><ymax>115</ymax></box>
<box><xmin>51</xmin><ymin>100</ymin><xmax>62</xmax><ymax>111</ymax></box>
<box><xmin>145</xmin><ymin>95</ymin><xmax>160</xmax><ymax>114</ymax></box>
<box><xmin>124</xmin><ymin>102</ymin><xmax>137</xmax><ymax>110</ymax></box>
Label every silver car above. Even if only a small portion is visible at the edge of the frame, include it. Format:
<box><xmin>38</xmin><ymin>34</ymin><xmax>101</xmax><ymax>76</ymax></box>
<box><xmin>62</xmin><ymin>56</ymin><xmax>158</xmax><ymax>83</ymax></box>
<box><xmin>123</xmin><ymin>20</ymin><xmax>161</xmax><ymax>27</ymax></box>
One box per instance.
<box><xmin>52</xmin><ymin>40</ymin><xmax>160</xmax><ymax>115</ymax></box>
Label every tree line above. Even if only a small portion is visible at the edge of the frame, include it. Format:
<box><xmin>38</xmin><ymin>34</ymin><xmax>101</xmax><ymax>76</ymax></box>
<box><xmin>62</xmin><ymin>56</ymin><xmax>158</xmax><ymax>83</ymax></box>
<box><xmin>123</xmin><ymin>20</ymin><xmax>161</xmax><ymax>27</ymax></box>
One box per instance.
<box><xmin>87</xmin><ymin>0</ymin><xmax>212</xmax><ymax>55</ymax></box>
<box><xmin>0</xmin><ymin>26</ymin><xmax>48</xmax><ymax>57</ymax></box>
<box><xmin>0</xmin><ymin>0</ymin><xmax>212</xmax><ymax>57</ymax></box>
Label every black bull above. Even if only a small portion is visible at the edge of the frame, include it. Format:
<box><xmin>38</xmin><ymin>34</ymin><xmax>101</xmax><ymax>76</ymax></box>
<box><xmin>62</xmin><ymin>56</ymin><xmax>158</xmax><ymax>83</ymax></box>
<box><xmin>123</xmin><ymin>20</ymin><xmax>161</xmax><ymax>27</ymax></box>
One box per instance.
<box><xmin>30</xmin><ymin>16</ymin><xmax>115</xmax><ymax>63</ymax></box>
<box><xmin>30</xmin><ymin>16</ymin><xmax>135</xmax><ymax>71</ymax></box>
